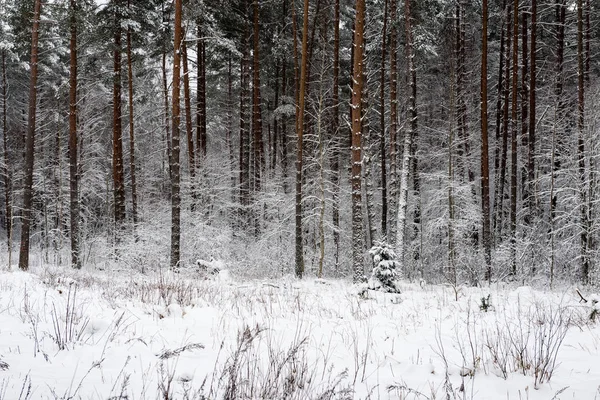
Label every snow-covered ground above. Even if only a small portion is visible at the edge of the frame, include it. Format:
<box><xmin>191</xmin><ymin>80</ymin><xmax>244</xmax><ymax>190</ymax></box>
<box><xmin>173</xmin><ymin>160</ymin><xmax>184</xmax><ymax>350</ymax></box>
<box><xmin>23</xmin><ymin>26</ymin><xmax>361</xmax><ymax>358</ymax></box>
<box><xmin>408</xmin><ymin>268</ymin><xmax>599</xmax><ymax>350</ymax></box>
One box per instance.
<box><xmin>0</xmin><ymin>265</ymin><xmax>599</xmax><ymax>399</ymax></box>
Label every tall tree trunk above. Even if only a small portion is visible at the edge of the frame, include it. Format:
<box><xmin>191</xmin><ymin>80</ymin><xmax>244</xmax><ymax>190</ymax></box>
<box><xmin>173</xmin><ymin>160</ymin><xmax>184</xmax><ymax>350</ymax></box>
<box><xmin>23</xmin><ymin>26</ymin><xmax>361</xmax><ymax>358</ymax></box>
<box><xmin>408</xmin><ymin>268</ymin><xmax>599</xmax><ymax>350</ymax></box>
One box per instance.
<box><xmin>197</xmin><ymin>23</ymin><xmax>207</xmax><ymax>158</ymax></box>
<box><xmin>509</xmin><ymin>0</ymin><xmax>519</xmax><ymax>276</ymax></box>
<box><xmin>182</xmin><ymin>40</ymin><xmax>196</xmax><ymax>208</ymax></box>
<box><xmin>252</xmin><ymin>0</ymin><xmax>264</xmax><ymax>217</ymax></box>
<box><xmin>295</xmin><ymin>0</ymin><xmax>309</xmax><ymax>278</ymax></box>
<box><xmin>379</xmin><ymin>0</ymin><xmax>388</xmax><ymax>239</ymax></box>
<box><xmin>170</xmin><ymin>0</ymin><xmax>182</xmax><ymax>270</ymax></box>
<box><xmin>528</xmin><ymin>0</ymin><xmax>536</xmax><ymax>221</ymax></box>
<box><xmin>2</xmin><ymin>50</ymin><xmax>12</xmax><ymax>268</ymax></box>
<box><xmin>396</xmin><ymin>0</ymin><xmax>415</xmax><ymax>270</ymax></box>
<box><xmin>388</xmin><ymin>0</ymin><xmax>398</xmax><ymax>245</ymax></box>
<box><xmin>577</xmin><ymin>0</ymin><xmax>589</xmax><ymax>283</ymax></box>
<box><xmin>113</xmin><ymin>2</ymin><xmax>126</xmax><ymax>230</ymax></box>
<box><xmin>68</xmin><ymin>0</ymin><xmax>80</xmax><ymax>269</ymax></box>
<box><xmin>18</xmin><ymin>0</ymin><xmax>41</xmax><ymax>271</ymax></box>
<box><xmin>126</xmin><ymin>0</ymin><xmax>138</xmax><ymax>227</ymax></box>
<box><xmin>227</xmin><ymin>56</ymin><xmax>236</xmax><ymax>204</ymax></box>
<box><xmin>351</xmin><ymin>0</ymin><xmax>366</xmax><ymax>282</ymax></box>
<box><xmin>330</xmin><ymin>0</ymin><xmax>341</xmax><ymax>268</ymax></box>
<box><xmin>481</xmin><ymin>0</ymin><xmax>492</xmax><ymax>280</ymax></box>
<box><xmin>162</xmin><ymin>4</ymin><xmax>172</xmax><ymax>184</ymax></box>
<box><xmin>239</xmin><ymin>29</ymin><xmax>251</xmax><ymax>222</ymax></box>
<box><xmin>521</xmin><ymin>4</ymin><xmax>530</xmax><ymax>227</ymax></box>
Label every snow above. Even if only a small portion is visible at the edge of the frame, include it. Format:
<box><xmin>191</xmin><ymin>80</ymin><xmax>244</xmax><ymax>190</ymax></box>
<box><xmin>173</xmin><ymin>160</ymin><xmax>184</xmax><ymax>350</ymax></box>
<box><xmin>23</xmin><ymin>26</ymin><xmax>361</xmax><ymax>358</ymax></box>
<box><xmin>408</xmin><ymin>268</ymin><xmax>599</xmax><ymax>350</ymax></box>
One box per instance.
<box><xmin>0</xmin><ymin>266</ymin><xmax>599</xmax><ymax>399</ymax></box>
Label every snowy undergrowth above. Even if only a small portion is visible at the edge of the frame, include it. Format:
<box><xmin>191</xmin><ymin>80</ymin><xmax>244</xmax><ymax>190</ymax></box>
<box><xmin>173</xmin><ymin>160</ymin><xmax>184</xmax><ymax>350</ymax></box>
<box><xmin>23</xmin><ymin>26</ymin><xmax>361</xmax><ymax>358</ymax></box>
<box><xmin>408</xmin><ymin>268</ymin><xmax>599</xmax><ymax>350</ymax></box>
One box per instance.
<box><xmin>0</xmin><ymin>266</ymin><xmax>599</xmax><ymax>399</ymax></box>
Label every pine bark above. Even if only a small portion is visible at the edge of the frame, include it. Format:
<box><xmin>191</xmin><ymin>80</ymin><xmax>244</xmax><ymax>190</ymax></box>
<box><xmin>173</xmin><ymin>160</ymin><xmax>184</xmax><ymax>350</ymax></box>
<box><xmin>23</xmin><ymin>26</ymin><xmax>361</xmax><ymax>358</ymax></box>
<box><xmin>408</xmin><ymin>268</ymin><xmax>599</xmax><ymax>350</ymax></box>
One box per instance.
<box><xmin>170</xmin><ymin>0</ymin><xmax>182</xmax><ymax>269</ymax></box>
<box><xmin>18</xmin><ymin>0</ymin><xmax>42</xmax><ymax>271</ymax></box>
<box><xmin>351</xmin><ymin>0</ymin><xmax>366</xmax><ymax>282</ymax></box>
<box><xmin>113</xmin><ymin>1</ymin><xmax>126</xmax><ymax>229</ymax></box>
<box><xmin>69</xmin><ymin>0</ymin><xmax>80</xmax><ymax>268</ymax></box>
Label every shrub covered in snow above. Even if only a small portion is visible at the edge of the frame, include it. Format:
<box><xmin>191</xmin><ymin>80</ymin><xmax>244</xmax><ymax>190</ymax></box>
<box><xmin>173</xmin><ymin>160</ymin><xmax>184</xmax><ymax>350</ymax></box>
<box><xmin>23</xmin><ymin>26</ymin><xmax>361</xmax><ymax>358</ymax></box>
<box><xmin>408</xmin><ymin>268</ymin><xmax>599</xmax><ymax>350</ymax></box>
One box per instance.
<box><xmin>367</xmin><ymin>242</ymin><xmax>402</xmax><ymax>293</ymax></box>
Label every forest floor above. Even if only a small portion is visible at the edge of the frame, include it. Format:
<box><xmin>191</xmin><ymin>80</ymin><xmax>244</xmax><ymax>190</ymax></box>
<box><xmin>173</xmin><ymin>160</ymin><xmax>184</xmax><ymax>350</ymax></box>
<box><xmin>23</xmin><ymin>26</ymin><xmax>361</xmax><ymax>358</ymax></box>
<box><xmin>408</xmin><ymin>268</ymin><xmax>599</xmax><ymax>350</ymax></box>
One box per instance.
<box><xmin>0</xmin><ymin>264</ymin><xmax>599</xmax><ymax>399</ymax></box>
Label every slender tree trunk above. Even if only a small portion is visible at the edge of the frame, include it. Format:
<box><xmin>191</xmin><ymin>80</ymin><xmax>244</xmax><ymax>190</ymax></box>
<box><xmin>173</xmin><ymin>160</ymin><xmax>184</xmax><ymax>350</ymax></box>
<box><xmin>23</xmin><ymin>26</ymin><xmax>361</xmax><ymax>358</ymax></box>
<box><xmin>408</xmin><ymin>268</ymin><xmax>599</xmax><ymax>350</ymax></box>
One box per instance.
<box><xmin>481</xmin><ymin>0</ymin><xmax>492</xmax><ymax>280</ymax></box>
<box><xmin>388</xmin><ymin>0</ymin><xmax>398</xmax><ymax>245</ymax></box>
<box><xmin>239</xmin><ymin>15</ymin><xmax>251</xmax><ymax>223</ymax></box>
<box><xmin>170</xmin><ymin>0</ymin><xmax>182</xmax><ymax>270</ymax></box>
<box><xmin>68</xmin><ymin>0</ymin><xmax>80</xmax><ymax>269</ymax></box>
<box><xmin>351</xmin><ymin>0</ymin><xmax>366</xmax><ymax>282</ymax></box>
<box><xmin>2</xmin><ymin>50</ymin><xmax>13</xmax><ymax>267</ymax></box>
<box><xmin>18</xmin><ymin>0</ymin><xmax>42</xmax><ymax>271</ymax></box>
<box><xmin>182</xmin><ymin>40</ymin><xmax>196</xmax><ymax>209</ymax></box>
<box><xmin>295</xmin><ymin>0</ymin><xmax>309</xmax><ymax>278</ymax></box>
<box><xmin>252</xmin><ymin>0</ymin><xmax>264</xmax><ymax>228</ymax></box>
<box><xmin>197</xmin><ymin>23</ymin><xmax>207</xmax><ymax>158</ymax></box>
<box><xmin>126</xmin><ymin>0</ymin><xmax>138</xmax><ymax>228</ymax></box>
<box><xmin>585</xmin><ymin>0</ymin><xmax>590</xmax><ymax>84</ymax></box>
<box><xmin>162</xmin><ymin>17</ymin><xmax>172</xmax><ymax>184</ymax></box>
<box><xmin>528</xmin><ymin>0</ymin><xmax>536</xmax><ymax>220</ymax></box>
<box><xmin>509</xmin><ymin>0</ymin><xmax>519</xmax><ymax>276</ymax></box>
<box><xmin>330</xmin><ymin>0</ymin><xmax>341</xmax><ymax>268</ymax></box>
<box><xmin>379</xmin><ymin>0</ymin><xmax>388</xmax><ymax>239</ymax></box>
<box><xmin>577</xmin><ymin>0</ymin><xmax>589</xmax><ymax>283</ymax></box>
<box><xmin>550</xmin><ymin>0</ymin><xmax>566</xmax><ymax>224</ymax></box>
<box><xmin>113</xmin><ymin>2</ymin><xmax>126</xmax><ymax>230</ymax></box>
<box><xmin>397</xmin><ymin>0</ymin><xmax>415</xmax><ymax>270</ymax></box>
<box><xmin>521</xmin><ymin>4</ymin><xmax>530</xmax><ymax>227</ymax></box>
<box><xmin>227</xmin><ymin>56</ymin><xmax>236</xmax><ymax>204</ymax></box>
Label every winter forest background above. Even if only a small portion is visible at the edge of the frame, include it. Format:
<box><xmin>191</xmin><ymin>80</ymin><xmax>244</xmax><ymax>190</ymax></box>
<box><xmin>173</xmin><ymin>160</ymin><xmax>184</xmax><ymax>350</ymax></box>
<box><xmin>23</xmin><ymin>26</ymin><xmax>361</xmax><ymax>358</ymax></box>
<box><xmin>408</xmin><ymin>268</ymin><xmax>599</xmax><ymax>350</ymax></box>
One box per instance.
<box><xmin>0</xmin><ymin>0</ymin><xmax>599</xmax><ymax>286</ymax></box>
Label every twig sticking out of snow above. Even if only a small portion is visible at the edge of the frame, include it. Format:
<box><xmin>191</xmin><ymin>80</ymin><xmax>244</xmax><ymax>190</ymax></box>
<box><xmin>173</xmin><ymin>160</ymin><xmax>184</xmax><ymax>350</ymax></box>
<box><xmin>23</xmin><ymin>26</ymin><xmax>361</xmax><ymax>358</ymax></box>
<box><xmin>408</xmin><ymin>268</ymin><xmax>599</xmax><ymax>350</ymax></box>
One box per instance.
<box><xmin>158</xmin><ymin>343</ymin><xmax>205</xmax><ymax>360</ymax></box>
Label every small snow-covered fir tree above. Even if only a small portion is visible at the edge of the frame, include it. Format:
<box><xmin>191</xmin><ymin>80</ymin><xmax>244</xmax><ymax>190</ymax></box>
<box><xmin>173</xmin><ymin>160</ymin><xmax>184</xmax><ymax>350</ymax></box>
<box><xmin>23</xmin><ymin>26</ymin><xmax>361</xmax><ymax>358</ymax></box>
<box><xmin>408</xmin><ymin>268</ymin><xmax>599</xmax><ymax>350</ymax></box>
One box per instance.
<box><xmin>368</xmin><ymin>242</ymin><xmax>402</xmax><ymax>293</ymax></box>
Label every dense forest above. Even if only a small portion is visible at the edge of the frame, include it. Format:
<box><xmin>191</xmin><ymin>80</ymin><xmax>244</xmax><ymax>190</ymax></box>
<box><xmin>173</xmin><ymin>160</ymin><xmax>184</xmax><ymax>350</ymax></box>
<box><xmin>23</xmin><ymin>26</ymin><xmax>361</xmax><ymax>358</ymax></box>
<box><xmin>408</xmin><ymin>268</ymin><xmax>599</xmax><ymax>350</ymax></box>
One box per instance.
<box><xmin>0</xmin><ymin>0</ymin><xmax>598</xmax><ymax>285</ymax></box>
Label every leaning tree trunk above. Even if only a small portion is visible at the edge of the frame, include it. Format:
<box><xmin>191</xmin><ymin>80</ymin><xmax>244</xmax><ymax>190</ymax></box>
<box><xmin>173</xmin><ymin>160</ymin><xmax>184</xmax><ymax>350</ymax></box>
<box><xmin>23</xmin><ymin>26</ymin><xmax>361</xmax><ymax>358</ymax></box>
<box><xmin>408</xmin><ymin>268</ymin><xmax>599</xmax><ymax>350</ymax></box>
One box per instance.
<box><xmin>18</xmin><ymin>0</ymin><xmax>42</xmax><ymax>271</ymax></box>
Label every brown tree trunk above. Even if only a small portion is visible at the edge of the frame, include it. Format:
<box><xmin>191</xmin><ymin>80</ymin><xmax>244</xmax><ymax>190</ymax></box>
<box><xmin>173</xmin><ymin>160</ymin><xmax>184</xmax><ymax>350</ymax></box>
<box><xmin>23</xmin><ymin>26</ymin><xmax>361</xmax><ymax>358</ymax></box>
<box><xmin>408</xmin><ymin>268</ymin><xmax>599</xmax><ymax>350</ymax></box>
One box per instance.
<box><xmin>295</xmin><ymin>0</ymin><xmax>309</xmax><ymax>278</ymax></box>
<box><xmin>351</xmin><ymin>0</ymin><xmax>366</xmax><ymax>282</ymax></box>
<box><xmin>170</xmin><ymin>0</ymin><xmax>182</xmax><ymax>270</ymax></box>
<box><xmin>126</xmin><ymin>0</ymin><xmax>138</xmax><ymax>227</ymax></box>
<box><xmin>481</xmin><ymin>0</ymin><xmax>492</xmax><ymax>280</ymax></box>
<box><xmin>18</xmin><ymin>0</ymin><xmax>42</xmax><ymax>271</ymax></box>
<box><xmin>113</xmin><ymin>2</ymin><xmax>126</xmax><ymax>230</ymax></box>
<box><xmin>68</xmin><ymin>0</ymin><xmax>80</xmax><ymax>268</ymax></box>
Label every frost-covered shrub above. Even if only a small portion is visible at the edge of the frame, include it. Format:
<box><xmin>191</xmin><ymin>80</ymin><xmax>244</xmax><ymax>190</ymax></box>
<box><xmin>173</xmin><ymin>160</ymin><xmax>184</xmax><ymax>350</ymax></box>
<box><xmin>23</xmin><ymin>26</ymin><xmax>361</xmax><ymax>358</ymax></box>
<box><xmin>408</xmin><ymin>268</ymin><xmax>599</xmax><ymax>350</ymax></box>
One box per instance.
<box><xmin>367</xmin><ymin>242</ymin><xmax>402</xmax><ymax>293</ymax></box>
<box><xmin>589</xmin><ymin>294</ymin><xmax>599</xmax><ymax>321</ymax></box>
